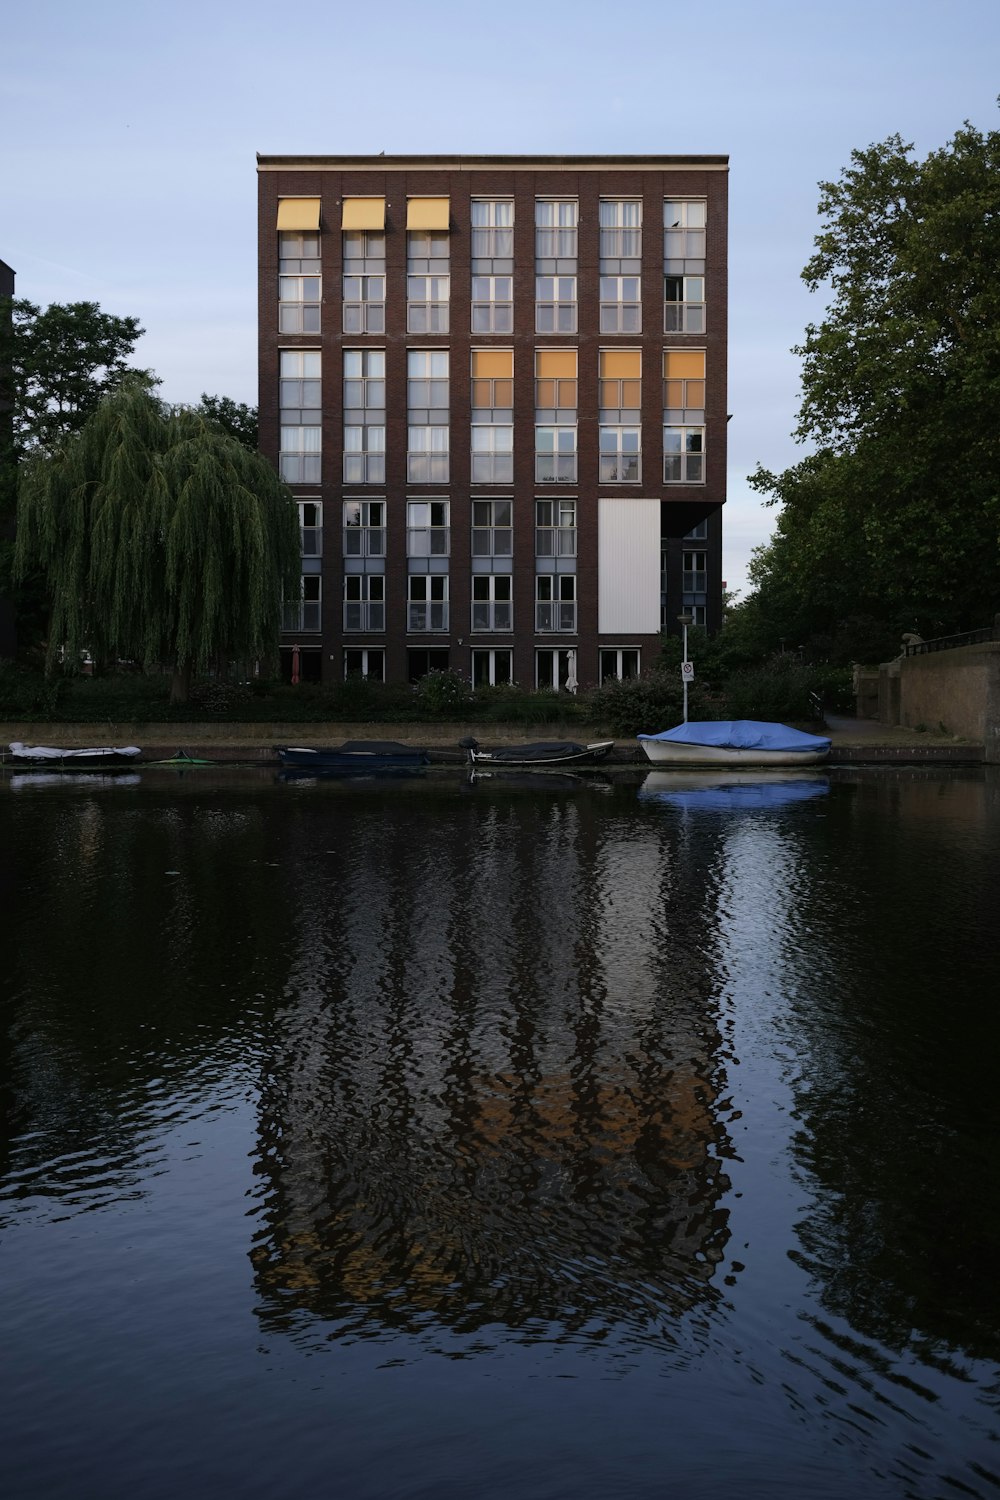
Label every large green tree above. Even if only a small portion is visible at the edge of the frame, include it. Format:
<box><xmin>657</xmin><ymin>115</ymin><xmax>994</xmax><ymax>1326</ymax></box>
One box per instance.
<box><xmin>1</xmin><ymin>298</ymin><xmax>156</xmax><ymax>456</ymax></box>
<box><xmin>749</xmin><ymin>116</ymin><xmax>1000</xmax><ymax>644</ymax></box>
<box><xmin>15</xmin><ymin>383</ymin><xmax>301</xmax><ymax>700</ymax></box>
<box><xmin>198</xmin><ymin>394</ymin><xmax>258</xmax><ymax>451</ymax></box>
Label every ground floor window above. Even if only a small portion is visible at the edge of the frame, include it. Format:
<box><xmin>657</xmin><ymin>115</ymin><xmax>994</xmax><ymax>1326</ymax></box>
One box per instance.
<box><xmin>472</xmin><ymin>648</ymin><xmax>513</xmax><ymax>687</ymax></box>
<box><xmin>599</xmin><ymin>648</ymin><xmax>640</xmax><ymax>683</ymax></box>
<box><xmin>536</xmin><ymin>648</ymin><xmax>577</xmax><ymax>692</ymax></box>
<box><xmin>343</xmin><ymin>648</ymin><xmax>385</xmax><ymax>682</ymax></box>
<box><xmin>408</xmin><ymin>648</ymin><xmax>450</xmax><ymax>683</ymax></box>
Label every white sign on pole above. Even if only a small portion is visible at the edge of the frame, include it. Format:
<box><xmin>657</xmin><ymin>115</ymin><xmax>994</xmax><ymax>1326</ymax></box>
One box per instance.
<box><xmin>681</xmin><ymin>661</ymin><xmax>695</xmax><ymax>681</ymax></box>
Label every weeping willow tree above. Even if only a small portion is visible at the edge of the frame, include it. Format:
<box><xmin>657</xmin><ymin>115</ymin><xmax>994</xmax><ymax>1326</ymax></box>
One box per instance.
<box><xmin>15</xmin><ymin>382</ymin><xmax>301</xmax><ymax>701</ymax></box>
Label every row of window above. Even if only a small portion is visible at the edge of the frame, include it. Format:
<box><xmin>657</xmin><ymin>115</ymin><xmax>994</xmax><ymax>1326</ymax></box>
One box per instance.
<box><xmin>285</xmin><ymin>270</ymin><xmax>705</xmax><ymax>337</ymax></box>
<box><xmin>300</xmin><ymin>501</ymin><xmax>706</xmax><ymax>565</ymax></box>
<box><xmin>280</xmin><ymin>347</ymin><xmax>707</xmax><ymax>485</ymax></box>
<box><xmin>285</xmin><ymin>572</ymin><xmax>578</xmax><ymax>635</ymax></box>
<box><xmin>283</xmin><ymin>428</ymin><xmax>704</xmax><ymax>486</ymax></box>
<box><xmin>279</xmin><ymin>198</ymin><xmax>707</xmax><ymax>335</ymax></box>
<box><xmin>290</xmin><ymin>646</ymin><xmax>639</xmax><ymax>691</ymax></box>
<box><xmin>285</xmin><ymin>559</ymin><xmax>707</xmax><ymax>637</ymax></box>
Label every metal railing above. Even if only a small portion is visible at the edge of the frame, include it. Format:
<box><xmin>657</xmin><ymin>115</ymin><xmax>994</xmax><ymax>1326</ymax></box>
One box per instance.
<box><xmin>903</xmin><ymin>626</ymin><xmax>999</xmax><ymax>656</ymax></box>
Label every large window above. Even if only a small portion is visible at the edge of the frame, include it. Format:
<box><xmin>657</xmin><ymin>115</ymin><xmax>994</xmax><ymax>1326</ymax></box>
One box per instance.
<box><xmin>343</xmin><ymin>273</ymin><xmax>385</xmax><ymax>334</ymax></box>
<box><xmin>536</xmin><ymin>648</ymin><xmax>577</xmax><ymax>690</ymax></box>
<box><xmin>279</xmin><ymin>350</ymin><xmax>321</xmax><ymax>484</ymax></box>
<box><xmin>599</xmin><ymin>426</ymin><xmax>641</xmax><ymax>482</ymax></box>
<box><xmin>600</xmin><ymin>275</ymin><xmax>641</xmax><ymax>333</ymax></box>
<box><xmin>470</xmin><ymin>349</ymin><xmax>512</xmax><ymax>482</ymax></box>
<box><xmin>535</xmin><ymin>427</ymin><xmax>577</xmax><ymax>484</ymax></box>
<box><xmin>343</xmin><ymin>229</ymin><xmax>385</xmax><ymax>333</ymax></box>
<box><xmin>296</xmin><ymin>500</ymin><xmax>322</xmax><ymax>557</ymax></box>
<box><xmin>536</xmin><ymin>574</ymin><xmax>576</xmax><ymax>632</ymax></box>
<box><xmin>471</xmin><ymin>425</ymin><xmax>513</xmax><ymax>483</ymax></box>
<box><xmin>279</xmin><ymin>231</ymin><xmax>321</xmax><ymax>333</ymax></box>
<box><xmin>344</xmin><ymin>647</ymin><xmax>385</xmax><ymax>682</ymax></box>
<box><xmin>472</xmin><ymin>648</ymin><xmax>513</xmax><ymax>687</ymax></box>
<box><xmin>599</xmin><ymin>200</ymin><xmax>642</xmax><ymax>262</ymax></box>
<box><xmin>408</xmin><ymin>574</ymin><xmax>449</xmax><ymax>632</ymax></box>
<box><xmin>343</xmin><ymin>349</ymin><xmax>385</xmax><ymax>484</ymax></box>
<box><xmin>471</xmin><ymin>200</ymin><xmax>514</xmax><ymax>263</ymax></box>
<box><xmin>471</xmin><ymin>499</ymin><xmax>512</xmax><ymax>557</ymax></box>
<box><xmin>283</xmin><ymin>574</ymin><xmax>321</xmax><ymax>632</ymax></box>
<box><xmin>407</xmin><ymin>276</ymin><xmax>450</xmax><ymax>334</ymax></box>
<box><xmin>535</xmin><ymin>350</ymin><xmax>577</xmax><ymax>482</ymax></box>
<box><xmin>663</xmin><ymin>349</ymin><xmax>706</xmax><ymax>419</ymax></box>
<box><xmin>663</xmin><ymin>200</ymin><xmax>706</xmax><ymax>274</ymax></box>
<box><xmin>599</xmin><ymin>349</ymin><xmax>641</xmax><ymax>482</ymax></box>
<box><xmin>471</xmin><ymin>276</ymin><xmax>513</xmax><ymax>333</ymax></box>
<box><xmin>407</xmin><ymin>228</ymin><xmax>450</xmax><ymax>333</ymax></box>
<box><xmin>535</xmin><ymin>200</ymin><xmax>578</xmax><ymax>264</ymax></box>
<box><xmin>408</xmin><ymin>351</ymin><xmax>449</xmax><ymax>482</ymax></box>
<box><xmin>472</xmin><ymin>574</ymin><xmax>512</xmax><ymax>632</ymax></box>
<box><xmin>343</xmin><ymin>574</ymin><xmax>385</xmax><ymax>633</ymax></box>
<box><xmin>663</xmin><ymin>349</ymin><xmax>705</xmax><ymax>483</ymax></box>
<box><xmin>535</xmin><ymin>498</ymin><xmax>576</xmax><ymax>557</ymax></box>
<box><xmin>664</xmin><ymin>275</ymin><xmax>705</xmax><ymax>333</ymax></box>
<box><xmin>343</xmin><ymin>500</ymin><xmax>385</xmax><ymax>557</ymax></box>
<box><xmin>600</xmin><ymin>648</ymin><xmax>640</xmax><ymax>683</ymax></box>
<box><xmin>406</xmin><ymin>499</ymin><xmax>450</xmax><ymax>557</ymax></box>
<box><xmin>536</xmin><ymin>276</ymin><xmax>577</xmax><ymax>333</ymax></box>
<box><xmin>663</xmin><ymin>426</ymin><xmax>704</xmax><ymax>484</ymax></box>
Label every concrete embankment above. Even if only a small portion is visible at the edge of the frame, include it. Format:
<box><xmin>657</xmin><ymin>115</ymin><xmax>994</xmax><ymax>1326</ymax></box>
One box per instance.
<box><xmin>1</xmin><ymin>717</ymin><xmax>987</xmax><ymax>767</ymax></box>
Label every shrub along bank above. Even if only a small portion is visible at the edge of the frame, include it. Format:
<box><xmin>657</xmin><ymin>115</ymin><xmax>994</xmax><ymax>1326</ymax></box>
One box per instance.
<box><xmin>0</xmin><ymin>658</ymin><xmax>844</xmax><ymax>737</ymax></box>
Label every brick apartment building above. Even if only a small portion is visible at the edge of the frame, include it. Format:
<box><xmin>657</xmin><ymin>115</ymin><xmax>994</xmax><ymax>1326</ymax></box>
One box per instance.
<box><xmin>256</xmin><ymin>154</ymin><xmax>727</xmax><ymax>688</ymax></box>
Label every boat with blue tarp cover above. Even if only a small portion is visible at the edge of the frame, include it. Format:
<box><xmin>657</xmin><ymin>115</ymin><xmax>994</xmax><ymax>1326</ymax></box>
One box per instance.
<box><xmin>637</xmin><ymin>720</ymin><xmax>831</xmax><ymax>767</ymax></box>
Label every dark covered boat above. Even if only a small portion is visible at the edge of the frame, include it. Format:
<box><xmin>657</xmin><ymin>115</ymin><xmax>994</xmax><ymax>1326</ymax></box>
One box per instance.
<box><xmin>459</xmin><ymin>736</ymin><xmax>615</xmax><ymax>767</ymax></box>
<box><xmin>6</xmin><ymin>741</ymin><xmax>142</xmax><ymax>770</ymax></box>
<box><xmin>274</xmin><ymin>741</ymin><xmax>429</xmax><ymax>774</ymax></box>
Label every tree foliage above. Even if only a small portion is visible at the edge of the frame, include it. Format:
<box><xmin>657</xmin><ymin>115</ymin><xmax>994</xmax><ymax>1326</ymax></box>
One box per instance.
<box><xmin>198</xmin><ymin>394</ymin><xmax>258</xmax><ymax>451</ymax></box>
<box><xmin>15</xmin><ymin>382</ymin><xmax>301</xmax><ymax>699</ymax></box>
<box><xmin>749</xmin><ymin>117</ymin><xmax>1000</xmax><ymax>649</ymax></box>
<box><xmin>1</xmin><ymin>298</ymin><xmax>156</xmax><ymax>456</ymax></box>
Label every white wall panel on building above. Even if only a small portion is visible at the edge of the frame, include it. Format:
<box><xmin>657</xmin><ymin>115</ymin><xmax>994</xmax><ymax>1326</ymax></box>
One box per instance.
<box><xmin>598</xmin><ymin>499</ymin><xmax>661</xmax><ymax>634</ymax></box>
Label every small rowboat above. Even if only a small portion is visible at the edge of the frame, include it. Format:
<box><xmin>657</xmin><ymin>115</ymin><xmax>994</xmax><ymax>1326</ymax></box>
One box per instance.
<box><xmin>458</xmin><ymin>737</ymin><xmax>615</xmax><ymax>768</ymax></box>
<box><xmin>274</xmin><ymin>741</ymin><xmax>429</xmax><ymax>773</ymax></box>
<box><xmin>6</xmin><ymin>742</ymin><xmax>142</xmax><ymax>770</ymax></box>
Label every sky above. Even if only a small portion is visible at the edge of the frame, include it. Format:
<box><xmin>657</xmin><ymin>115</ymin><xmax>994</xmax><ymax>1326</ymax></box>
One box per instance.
<box><xmin>2</xmin><ymin>0</ymin><xmax>998</xmax><ymax>599</ymax></box>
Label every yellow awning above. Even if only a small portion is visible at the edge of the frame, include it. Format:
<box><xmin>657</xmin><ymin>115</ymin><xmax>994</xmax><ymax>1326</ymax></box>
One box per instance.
<box><xmin>342</xmin><ymin>197</ymin><xmax>386</xmax><ymax>231</ymax></box>
<box><xmin>407</xmin><ymin>197</ymin><xmax>450</xmax><ymax>231</ymax></box>
<box><xmin>472</xmin><ymin>350</ymin><xmax>513</xmax><ymax>379</ymax></box>
<box><xmin>664</xmin><ymin>350</ymin><xmax>705</xmax><ymax>379</ymax></box>
<box><xmin>276</xmin><ymin>198</ymin><xmax>321</xmax><ymax>231</ymax></box>
<box><xmin>536</xmin><ymin>350</ymin><xmax>577</xmax><ymax>378</ymax></box>
<box><xmin>600</xmin><ymin>350</ymin><xmax>641</xmax><ymax>378</ymax></box>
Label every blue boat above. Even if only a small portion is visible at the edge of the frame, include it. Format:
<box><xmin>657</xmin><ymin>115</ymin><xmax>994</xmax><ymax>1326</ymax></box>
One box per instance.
<box><xmin>637</xmin><ymin>720</ymin><xmax>831</xmax><ymax>767</ymax></box>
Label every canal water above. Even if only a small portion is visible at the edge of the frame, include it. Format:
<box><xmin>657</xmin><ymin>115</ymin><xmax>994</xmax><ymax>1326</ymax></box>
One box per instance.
<box><xmin>1</xmin><ymin>766</ymin><xmax>999</xmax><ymax>1499</ymax></box>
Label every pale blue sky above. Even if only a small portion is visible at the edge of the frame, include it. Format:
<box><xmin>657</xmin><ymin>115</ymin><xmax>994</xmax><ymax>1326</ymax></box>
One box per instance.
<box><xmin>2</xmin><ymin>0</ymin><xmax>998</xmax><ymax>596</ymax></box>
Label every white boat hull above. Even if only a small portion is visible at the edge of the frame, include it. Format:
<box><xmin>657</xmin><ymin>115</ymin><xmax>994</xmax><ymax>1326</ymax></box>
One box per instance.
<box><xmin>639</xmin><ymin>740</ymin><xmax>828</xmax><ymax>767</ymax></box>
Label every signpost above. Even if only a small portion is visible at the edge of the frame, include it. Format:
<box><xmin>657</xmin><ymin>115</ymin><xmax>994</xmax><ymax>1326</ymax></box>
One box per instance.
<box><xmin>678</xmin><ymin>611</ymin><xmax>694</xmax><ymax>723</ymax></box>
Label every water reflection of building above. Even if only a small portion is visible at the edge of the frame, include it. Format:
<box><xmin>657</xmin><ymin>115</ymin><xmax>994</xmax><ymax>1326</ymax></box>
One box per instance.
<box><xmin>250</xmin><ymin>788</ymin><xmax>735</xmax><ymax>1344</ymax></box>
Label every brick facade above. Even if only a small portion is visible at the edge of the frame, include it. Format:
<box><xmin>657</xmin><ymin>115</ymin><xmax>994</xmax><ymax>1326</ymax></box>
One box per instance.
<box><xmin>257</xmin><ymin>155</ymin><xmax>728</xmax><ymax>688</ymax></box>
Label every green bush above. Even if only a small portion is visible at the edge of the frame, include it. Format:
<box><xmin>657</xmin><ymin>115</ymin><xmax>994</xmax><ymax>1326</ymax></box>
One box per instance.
<box><xmin>721</xmin><ymin>655</ymin><xmax>818</xmax><ymax>722</ymax></box>
<box><xmin>586</xmin><ymin>669</ymin><xmax>720</xmax><ymax>738</ymax></box>
<box><xmin>0</xmin><ymin>662</ymin><xmax>64</xmax><ymax>717</ymax></box>
<box><xmin>412</xmin><ymin>669</ymin><xmax>475</xmax><ymax>716</ymax></box>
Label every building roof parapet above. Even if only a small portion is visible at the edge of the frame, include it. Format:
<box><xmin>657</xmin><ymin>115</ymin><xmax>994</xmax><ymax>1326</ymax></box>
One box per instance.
<box><xmin>257</xmin><ymin>153</ymin><xmax>728</xmax><ymax>173</ymax></box>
